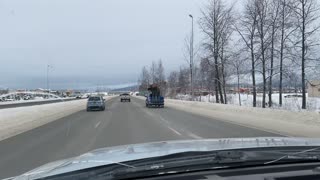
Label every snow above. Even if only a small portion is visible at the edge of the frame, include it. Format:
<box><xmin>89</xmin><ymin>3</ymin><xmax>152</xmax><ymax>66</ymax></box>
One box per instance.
<box><xmin>0</xmin><ymin>96</ymin><xmax>115</xmax><ymax>141</ymax></box>
<box><xmin>186</xmin><ymin>93</ymin><xmax>320</xmax><ymax>112</ymax></box>
<box><xmin>0</xmin><ymin>97</ymin><xmax>76</xmax><ymax>106</ymax></box>
<box><xmin>135</xmin><ymin>96</ymin><xmax>320</xmax><ymax>137</ymax></box>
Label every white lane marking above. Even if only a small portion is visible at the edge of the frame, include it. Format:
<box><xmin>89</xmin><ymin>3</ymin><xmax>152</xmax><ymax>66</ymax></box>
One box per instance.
<box><xmin>95</xmin><ymin>121</ymin><xmax>101</xmax><ymax>128</ymax></box>
<box><xmin>159</xmin><ymin>116</ymin><xmax>182</xmax><ymax>135</ymax></box>
<box><xmin>159</xmin><ymin>116</ymin><xmax>170</xmax><ymax>124</ymax></box>
<box><xmin>160</xmin><ymin>116</ymin><xmax>199</xmax><ymax>138</ymax></box>
<box><xmin>188</xmin><ymin>132</ymin><xmax>203</xmax><ymax>139</ymax></box>
<box><xmin>168</xmin><ymin>126</ymin><xmax>182</xmax><ymax>136</ymax></box>
<box><xmin>136</xmin><ymin>102</ymin><xmax>196</xmax><ymax>138</ymax></box>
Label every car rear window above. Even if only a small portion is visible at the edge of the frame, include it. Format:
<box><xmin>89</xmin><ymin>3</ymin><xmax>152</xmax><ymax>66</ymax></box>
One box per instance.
<box><xmin>121</xmin><ymin>93</ymin><xmax>129</xmax><ymax>96</ymax></box>
<box><xmin>89</xmin><ymin>97</ymin><xmax>101</xmax><ymax>101</ymax></box>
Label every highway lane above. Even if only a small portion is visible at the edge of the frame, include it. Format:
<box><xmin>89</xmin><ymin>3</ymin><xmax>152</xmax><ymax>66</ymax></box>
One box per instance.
<box><xmin>0</xmin><ymin>97</ymin><xmax>282</xmax><ymax>178</ymax></box>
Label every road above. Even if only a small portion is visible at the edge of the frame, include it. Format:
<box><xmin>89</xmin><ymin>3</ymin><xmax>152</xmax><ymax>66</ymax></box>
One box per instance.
<box><xmin>0</xmin><ymin>97</ymin><xmax>282</xmax><ymax>178</ymax></box>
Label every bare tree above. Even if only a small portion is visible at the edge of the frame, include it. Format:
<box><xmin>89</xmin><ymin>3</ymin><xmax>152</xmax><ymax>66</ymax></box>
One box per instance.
<box><xmin>267</xmin><ymin>0</ymin><xmax>281</xmax><ymax>107</ymax></box>
<box><xmin>168</xmin><ymin>71</ymin><xmax>178</xmax><ymax>88</ymax></box>
<box><xmin>156</xmin><ymin>59</ymin><xmax>166</xmax><ymax>95</ymax></box>
<box><xmin>256</xmin><ymin>0</ymin><xmax>273</xmax><ymax>108</ymax></box>
<box><xmin>291</xmin><ymin>0</ymin><xmax>320</xmax><ymax>109</ymax></box>
<box><xmin>150</xmin><ymin>61</ymin><xmax>157</xmax><ymax>84</ymax></box>
<box><xmin>230</xmin><ymin>50</ymin><xmax>247</xmax><ymax>106</ymax></box>
<box><xmin>234</xmin><ymin>0</ymin><xmax>258</xmax><ymax>107</ymax></box>
<box><xmin>154</xmin><ymin>59</ymin><xmax>165</xmax><ymax>83</ymax></box>
<box><xmin>178</xmin><ymin>67</ymin><xmax>190</xmax><ymax>94</ymax></box>
<box><xmin>200</xmin><ymin>57</ymin><xmax>216</xmax><ymax>100</ymax></box>
<box><xmin>219</xmin><ymin>13</ymin><xmax>235</xmax><ymax>104</ymax></box>
<box><xmin>138</xmin><ymin>66</ymin><xmax>150</xmax><ymax>92</ymax></box>
<box><xmin>183</xmin><ymin>34</ymin><xmax>201</xmax><ymax>100</ymax></box>
<box><xmin>167</xmin><ymin>71</ymin><xmax>179</xmax><ymax>98</ymax></box>
<box><xmin>199</xmin><ymin>0</ymin><xmax>234</xmax><ymax>104</ymax></box>
<box><xmin>278</xmin><ymin>0</ymin><xmax>295</xmax><ymax>106</ymax></box>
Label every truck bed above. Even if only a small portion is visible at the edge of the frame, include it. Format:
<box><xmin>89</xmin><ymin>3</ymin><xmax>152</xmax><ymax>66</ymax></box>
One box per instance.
<box><xmin>146</xmin><ymin>96</ymin><xmax>164</xmax><ymax>108</ymax></box>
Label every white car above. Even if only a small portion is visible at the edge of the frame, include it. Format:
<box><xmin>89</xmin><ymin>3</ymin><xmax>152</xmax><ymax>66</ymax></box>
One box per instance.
<box><xmin>120</xmin><ymin>93</ymin><xmax>131</xmax><ymax>102</ymax></box>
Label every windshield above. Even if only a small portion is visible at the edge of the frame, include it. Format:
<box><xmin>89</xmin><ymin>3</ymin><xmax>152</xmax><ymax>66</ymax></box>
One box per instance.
<box><xmin>0</xmin><ymin>0</ymin><xmax>320</xmax><ymax>179</ymax></box>
<box><xmin>88</xmin><ymin>97</ymin><xmax>101</xmax><ymax>101</ymax></box>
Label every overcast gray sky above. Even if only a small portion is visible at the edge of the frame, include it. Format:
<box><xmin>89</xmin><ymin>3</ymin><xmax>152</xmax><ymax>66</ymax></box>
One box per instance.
<box><xmin>0</xmin><ymin>0</ymin><xmax>213</xmax><ymax>89</ymax></box>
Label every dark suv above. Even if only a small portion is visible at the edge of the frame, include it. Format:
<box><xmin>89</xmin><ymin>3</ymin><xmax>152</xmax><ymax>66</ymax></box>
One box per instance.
<box><xmin>87</xmin><ymin>96</ymin><xmax>105</xmax><ymax>111</ymax></box>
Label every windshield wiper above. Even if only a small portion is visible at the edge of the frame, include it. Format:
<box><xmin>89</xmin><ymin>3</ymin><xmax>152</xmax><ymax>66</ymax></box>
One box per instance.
<box><xmin>264</xmin><ymin>147</ymin><xmax>320</xmax><ymax>165</ymax></box>
<box><xmin>41</xmin><ymin>147</ymin><xmax>320</xmax><ymax>180</ymax></box>
<box><xmin>32</xmin><ymin>160</ymin><xmax>136</xmax><ymax>180</ymax></box>
<box><xmin>108</xmin><ymin>151</ymin><xmax>251</xmax><ymax>179</ymax></box>
<box><xmin>109</xmin><ymin>148</ymin><xmax>320</xmax><ymax>179</ymax></box>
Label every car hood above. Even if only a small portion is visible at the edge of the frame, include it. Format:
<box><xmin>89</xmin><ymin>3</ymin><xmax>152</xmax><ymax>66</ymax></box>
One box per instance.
<box><xmin>9</xmin><ymin>137</ymin><xmax>320</xmax><ymax>179</ymax></box>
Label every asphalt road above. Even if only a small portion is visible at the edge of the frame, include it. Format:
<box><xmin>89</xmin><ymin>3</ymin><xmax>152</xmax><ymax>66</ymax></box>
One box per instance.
<box><xmin>0</xmin><ymin>97</ymin><xmax>282</xmax><ymax>178</ymax></box>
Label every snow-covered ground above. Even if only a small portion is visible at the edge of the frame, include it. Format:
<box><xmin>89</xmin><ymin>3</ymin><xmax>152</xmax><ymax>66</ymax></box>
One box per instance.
<box><xmin>177</xmin><ymin>93</ymin><xmax>320</xmax><ymax>112</ymax></box>
<box><xmin>0</xmin><ymin>96</ymin><xmax>115</xmax><ymax>141</ymax></box>
<box><xmin>0</xmin><ymin>97</ymin><xmax>76</xmax><ymax>105</ymax></box>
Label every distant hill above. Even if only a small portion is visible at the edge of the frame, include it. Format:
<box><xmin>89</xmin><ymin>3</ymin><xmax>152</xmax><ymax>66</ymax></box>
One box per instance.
<box><xmin>111</xmin><ymin>85</ymin><xmax>139</xmax><ymax>92</ymax></box>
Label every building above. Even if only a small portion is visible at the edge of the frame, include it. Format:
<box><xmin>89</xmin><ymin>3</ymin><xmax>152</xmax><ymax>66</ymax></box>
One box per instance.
<box><xmin>308</xmin><ymin>80</ymin><xmax>320</xmax><ymax>97</ymax></box>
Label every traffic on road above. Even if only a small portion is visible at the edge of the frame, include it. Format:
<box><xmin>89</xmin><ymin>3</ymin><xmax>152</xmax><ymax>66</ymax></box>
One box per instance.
<box><xmin>1</xmin><ymin>96</ymin><xmax>284</xmax><ymax>179</ymax></box>
<box><xmin>1</xmin><ymin>0</ymin><xmax>320</xmax><ymax>179</ymax></box>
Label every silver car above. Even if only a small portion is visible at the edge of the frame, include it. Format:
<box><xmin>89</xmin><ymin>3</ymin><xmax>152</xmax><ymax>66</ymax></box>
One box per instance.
<box><xmin>86</xmin><ymin>96</ymin><xmax>105</xmax><ymax>111</ymax></box>
<box><xmin>120</xmin><ymin>93</ymin><xmax>131</xmax><ymax>102</ymax></box>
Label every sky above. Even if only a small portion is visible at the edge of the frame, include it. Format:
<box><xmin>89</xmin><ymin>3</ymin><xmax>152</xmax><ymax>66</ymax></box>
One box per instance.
<box><xmin>0</xmin><ymin>0</ymin><xmax>212</xmax><ymax>90</ymax></box>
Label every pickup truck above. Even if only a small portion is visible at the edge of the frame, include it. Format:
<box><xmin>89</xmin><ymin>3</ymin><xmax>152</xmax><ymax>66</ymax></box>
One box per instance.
<box><xmin>145</xmin><ymin>84</ymin><xmax>164</xmax><ymax>108</ymax></box>
<box><xmin>146</xmin><ymin>94</ymin><xmax>164</xmax><ymax>108</ymax></box>
<box><xmin>120</xmin><ymin>93</ymin><xmax>131</xmax><ymax>102</ymax></box>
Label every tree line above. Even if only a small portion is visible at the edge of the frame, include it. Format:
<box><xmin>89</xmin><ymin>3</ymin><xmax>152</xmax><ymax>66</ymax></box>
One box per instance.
<box><xmin>139</xmin><ymin>0</ymin><xmax>320</xmax><ymax>109</ymax></box>
<box><xmin>138</xmin><ymin>59</ymin><xmax>166</xmax><ymax>95</ymax></box>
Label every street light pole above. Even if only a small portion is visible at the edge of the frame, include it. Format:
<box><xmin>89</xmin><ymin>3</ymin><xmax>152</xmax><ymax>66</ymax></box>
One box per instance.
<box><xmin>189</xmin><ymin>14</ymin><xmax>194</xmax><ymax>99</ymax></box>
<box><xmin>46</xmin><ymin>65</ymin><xmax>52</xmax><ymax>92</ymax></box>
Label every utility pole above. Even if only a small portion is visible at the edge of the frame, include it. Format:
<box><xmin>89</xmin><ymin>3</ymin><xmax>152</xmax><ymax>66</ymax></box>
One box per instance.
<box><xmin>189</xmin><ymin>14</ymin><xmax>194</xmax><ymax>99</ymax></box>
<box><xmin>46</xmin><ymin>65</ymin><xmax>52</xmax><ymax>92</ymax></box>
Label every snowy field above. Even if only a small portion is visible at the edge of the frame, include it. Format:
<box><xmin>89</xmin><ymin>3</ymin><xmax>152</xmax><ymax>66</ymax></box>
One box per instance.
<box><xmin>176</xmin><ymin>93</ymin><xmax>320</xmax><ymax>112</ymax></box>
<box><xmin>0</xmin><ymin>96</ymin><xmax>115</xmax><ymax>141</ymax></box>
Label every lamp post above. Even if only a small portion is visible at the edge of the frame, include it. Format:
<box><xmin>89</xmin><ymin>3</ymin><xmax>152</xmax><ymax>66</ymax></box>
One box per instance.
<box><xmin>47</xmin><ymin>65</ymin><xmax>53</xmax><ymax>92</ymax></box>
<box><xmin>189</xmin><ymin>14</ymin><xmax>194</xmax><ymax>98</ymax></box>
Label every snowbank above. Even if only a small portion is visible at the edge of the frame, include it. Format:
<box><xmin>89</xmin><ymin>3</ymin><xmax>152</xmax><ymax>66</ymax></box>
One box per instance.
<box><xmin>184</xmin><ymin>93</ymin><xmax>320</xmax><ymax>112</ymax></box>
<box><xmin>135</xmin><ymin>96</ymin><xmax>320</xmax><ymax>137</ymax></box>
<box><xmin>0</xmin><ymin>96</ymin><xmax>115</xmax><ymax>141</ymax></box>
<box><xmin>0</xmin><ymin>97</ymin><xmax>76</xmax><ymax>105</ymax></box>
